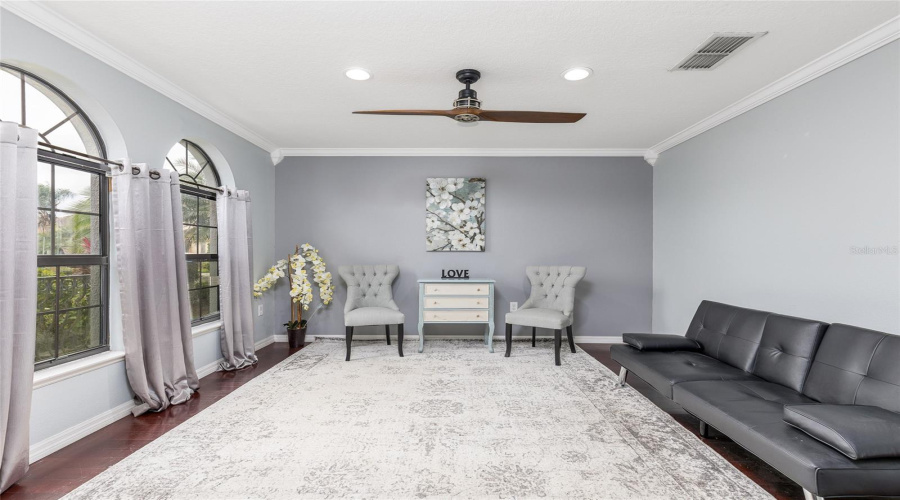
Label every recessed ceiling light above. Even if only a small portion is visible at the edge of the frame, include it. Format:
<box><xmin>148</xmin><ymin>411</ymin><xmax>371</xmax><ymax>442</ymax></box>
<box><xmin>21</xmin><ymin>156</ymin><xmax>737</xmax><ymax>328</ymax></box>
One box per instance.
<box><xmin>562</xmin><ymin>67</ymin><xmax>592</xmax><ymax>81</ymax></box>
<box><xmin>345</xmin><ymin>68</ymin><xmax>371</xmax><ymax>81</ymax></box>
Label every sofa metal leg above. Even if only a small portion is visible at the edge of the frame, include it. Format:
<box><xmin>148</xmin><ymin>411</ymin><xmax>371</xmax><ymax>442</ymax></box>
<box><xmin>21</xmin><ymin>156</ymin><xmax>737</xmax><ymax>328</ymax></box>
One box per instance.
<box><xmin>397</xmin><ymin>323</ymin><xmax>404</xmax><ymax>357</ymax></box>
<box><xmin>345</xmin><ymin>326</ymin><xmax>353</xmax><ymax>361</ymax></box>
<box><xmin>505</xmin><ymin>323</ymin><xmax>513</xmax><ymax>357</ymax></box>
<box><xmin>385</xmin><ymin>324</ymin><xmax>391</xmax><ymax>345</ymax></box>
<box><xmin>699</xmin><ymin>421</ymin><xmax>709</xmax><ymax>438</ymax></box>
<box><xmin>532</xmin><ymin>327</ymin><xmax>536</xmax><ymax>347</ymax></box>
<box><xmin>617</xmin><ymin>367</ymin><xmax>628</xmax><ymax>387</ymax></box>
<box><xmin>566</xmin><ymin>325</ymin><xmax>575</xmax><ymax>353</ymax></box>
<box><xmin>802</xmin><ymin>489</ymin><xmax>825</xmax><ymax>500</ymax></box>
<box><xmin>554</xmin><ymin>329</ymin><xmax>562</xmax><ymax>366</ymax></box>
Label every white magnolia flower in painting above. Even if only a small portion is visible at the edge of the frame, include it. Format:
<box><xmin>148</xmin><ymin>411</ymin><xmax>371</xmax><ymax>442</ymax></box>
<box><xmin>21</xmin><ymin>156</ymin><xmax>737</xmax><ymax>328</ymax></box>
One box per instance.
<box><xmin>473</xmin><ymin>233</ymin><xmax>485</xmax><ymax>248</ymax></box>
<box><xmin>449</xmin><ymin>231</ymin><xmax>468</xmax><ymax>249</ymax></box>
<box><xmin>464</xmin><ymin>221</ymin><xmax>479</xmax><ymax>236</ymax></box>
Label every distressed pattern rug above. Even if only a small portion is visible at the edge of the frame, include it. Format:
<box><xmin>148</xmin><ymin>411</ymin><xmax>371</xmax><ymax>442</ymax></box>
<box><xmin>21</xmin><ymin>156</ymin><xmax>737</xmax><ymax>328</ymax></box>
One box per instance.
<box><xmin>65</xmin><ymin>340</ymin><xmax>771</xmax><ymax>499</ymax></box>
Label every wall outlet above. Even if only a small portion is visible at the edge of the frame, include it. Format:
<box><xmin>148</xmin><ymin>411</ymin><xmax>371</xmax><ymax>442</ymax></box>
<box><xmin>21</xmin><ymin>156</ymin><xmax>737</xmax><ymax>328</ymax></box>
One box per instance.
<box><xmin>258</xmin><ymin>304</ymin><xmax>264</xmax><ymax>317</ymax></box>
<box><xmin>510</xmin><ymin>302</ymin><xmax>518</xmax><ymax>312</ymax></box>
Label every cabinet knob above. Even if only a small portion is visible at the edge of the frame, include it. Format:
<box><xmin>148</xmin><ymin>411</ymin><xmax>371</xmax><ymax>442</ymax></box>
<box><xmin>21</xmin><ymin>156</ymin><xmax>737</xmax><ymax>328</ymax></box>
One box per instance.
<box><xmin>476</xmin><ymin>288</ymin><xmax>481</xmax><ymax>291</ymax></box>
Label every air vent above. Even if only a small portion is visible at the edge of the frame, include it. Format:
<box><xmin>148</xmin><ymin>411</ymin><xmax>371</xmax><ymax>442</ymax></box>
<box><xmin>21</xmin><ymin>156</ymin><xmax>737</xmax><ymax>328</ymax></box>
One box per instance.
<box><xmin>672</xmin><ymin>32</ymin><xmax>767</xmax><ymax>71</ymax></box>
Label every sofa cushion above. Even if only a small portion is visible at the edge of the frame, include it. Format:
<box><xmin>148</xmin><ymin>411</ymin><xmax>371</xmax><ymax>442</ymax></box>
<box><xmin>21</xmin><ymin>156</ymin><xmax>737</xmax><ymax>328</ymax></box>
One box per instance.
<box><xmin>784</xmin><ymin>404</ymin><xmax>900</xmax><ymax>460</ymax></box>
<box><xmin>622</xmin><ymin>333</ymin><xmax>701</xmax><ymax>352</ymax></box>
<box><xmin>685</xmin><ymin>301</ymin><xmax>770</xmax><ymax>372</ymax></box>
<box><xmin>673</xmin><ymin>380</ymin><xmax>816</xmax><ymax>433</ymax></box>
<box><xmin>610</xmin><ymin>345</ymin><xmax>757</xmax><ymax>399</ymax></box>
<box><xmin>751</xmin><ymin>314</ymin><xmax>827</xmax><ymax>392</ymax></box>
<box><xmin>673</xmin><ymin>381</ymin><xmax>900</xmax><ymax>497</ymax></box>
<box><xmin>802</xmin><ymin>324</ymin><xmax>900</xmax><ymax>413</ymax></box>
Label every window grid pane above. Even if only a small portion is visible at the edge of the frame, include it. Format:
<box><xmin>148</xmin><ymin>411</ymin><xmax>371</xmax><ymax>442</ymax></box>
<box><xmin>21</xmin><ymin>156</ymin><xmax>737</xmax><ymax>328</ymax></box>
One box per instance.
<box><xmin>3</xmin><ymin>63</ymin><xmax>109</xmax><ymax>369</ymax></box>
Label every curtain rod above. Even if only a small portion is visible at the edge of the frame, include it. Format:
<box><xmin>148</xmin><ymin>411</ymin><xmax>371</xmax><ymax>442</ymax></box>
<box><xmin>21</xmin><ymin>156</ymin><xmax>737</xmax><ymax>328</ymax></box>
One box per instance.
<box><xmin>39</xmin><ymin>141</ymin><xmax>227</xmax><ymax>194</ymax></box>
<box><xmin>38</xmin><ymin>141</ymin><xmax>123</xmax><ymax>167</ymax></box>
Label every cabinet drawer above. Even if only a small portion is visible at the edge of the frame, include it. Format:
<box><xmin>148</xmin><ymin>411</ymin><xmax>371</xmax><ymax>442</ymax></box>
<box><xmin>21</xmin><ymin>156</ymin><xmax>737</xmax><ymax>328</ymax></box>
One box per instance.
<box><xmin>424</xmin><ymin>310</ymin><xmax>489</xmax><ymax>322</ymax></box>
<box><xmin>424</xmin><ymin>283</ymin><xmax>489</xmax><ymax>296</ymax></box>
<box><xmin>424</xmin><ymin>297</ymin><xmax>489</xmax><ymax>309</ymax></box>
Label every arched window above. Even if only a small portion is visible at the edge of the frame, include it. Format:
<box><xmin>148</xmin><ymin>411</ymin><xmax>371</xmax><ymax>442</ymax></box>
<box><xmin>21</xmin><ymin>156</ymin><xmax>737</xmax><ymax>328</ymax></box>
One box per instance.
<box><xmin>1</xmin><ymin>63</ymin><xmax>109</xmax><ymax>368</ymax></box>
<box><xmin>164</xmin><ymin>140</ymin><xmax>220</xmax><ymax>324</ymax></box>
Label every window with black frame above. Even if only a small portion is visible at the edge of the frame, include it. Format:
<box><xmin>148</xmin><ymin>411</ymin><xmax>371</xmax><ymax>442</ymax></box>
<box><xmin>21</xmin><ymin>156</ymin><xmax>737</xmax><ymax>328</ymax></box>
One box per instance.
<box><xmin>1</xmin><ymin>63</ymin><xmax>110</xmax><ymax>368</ymax></box>
<box><xmin>164</xmin><ymin>140</ymin><xmax>221</xmax><ymax>324</ymax></box>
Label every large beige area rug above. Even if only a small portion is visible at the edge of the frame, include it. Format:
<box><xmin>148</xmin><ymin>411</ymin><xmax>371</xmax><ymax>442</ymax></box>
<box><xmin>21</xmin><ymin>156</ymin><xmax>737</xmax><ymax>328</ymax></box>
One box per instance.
<box><xmin>65</xmin><ymin>340</ymin><xmax>771</xmax><ymax>499</ymax></box>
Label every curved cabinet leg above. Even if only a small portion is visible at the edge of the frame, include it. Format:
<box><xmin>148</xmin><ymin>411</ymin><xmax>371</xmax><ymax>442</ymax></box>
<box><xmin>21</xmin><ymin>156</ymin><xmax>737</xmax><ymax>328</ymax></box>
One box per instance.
<box><xmin>487</xmin><ymin>322</ymin><xmax>495</xmax><ymax>353</ymax></box>
<box><xmin>504</xmin><ymin>323</ymin><xmax>513</xmax><ymax>357</ymax></box>
<box><xmin>566</xmin><ymin>325</ymin><xmax>576</xmax><ymax>353</ymax></box>
<box><xmin>418</xmin><ymin>319</ymin><xmax>425</xmax><ymax>353</ymax></box>
<box><xmin>345</xmin><ymin>326</ymin><xmax>354</xmax><ymax>361</ymax></box>
<box><xmin>385</xmin><ymin>324</ymin><xmax>391</xmax><ymax>345</ymax></box>
<box><xmin>483</xmin><ymin>325</ymin><xmax>488</xmax><ymax>345</ymax></box>
<box><xmin>397</xmin><ymin>323</ymin><xmax>404</xmax><ymax>357</ymax></box>
<box><xmin>554</xmin><ymin>329</ymin><xmax>562</xmax><ymax>366</ymax></box>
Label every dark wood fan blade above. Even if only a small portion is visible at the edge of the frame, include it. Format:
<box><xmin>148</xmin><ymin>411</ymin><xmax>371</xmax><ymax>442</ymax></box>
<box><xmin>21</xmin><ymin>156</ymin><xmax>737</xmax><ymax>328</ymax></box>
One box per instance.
<box><xmin>477</xmin><ymin>110</ymin><xmax>586</xmax><ymax>123</ymax></box>
<box><xmin>353</xmin><ymin>110</ymin><xmax>454</xmax><ymax>118</ymax></box>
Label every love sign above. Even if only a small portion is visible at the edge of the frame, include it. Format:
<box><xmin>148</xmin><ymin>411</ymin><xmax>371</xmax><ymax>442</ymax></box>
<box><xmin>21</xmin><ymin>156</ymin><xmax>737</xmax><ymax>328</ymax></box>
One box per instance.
<box><xmin>441</xmin><ymin>269</ymin><xmax>470</xmax><ymax>280</ymax></box>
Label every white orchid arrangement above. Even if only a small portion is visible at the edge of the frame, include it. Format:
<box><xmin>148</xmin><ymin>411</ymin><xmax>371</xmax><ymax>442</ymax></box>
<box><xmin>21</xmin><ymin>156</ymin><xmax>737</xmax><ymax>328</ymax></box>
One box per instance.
<box><xmin>253</xmin><ymin>243</ymin><xmax>334</xmax><ymax>328</ymax></box>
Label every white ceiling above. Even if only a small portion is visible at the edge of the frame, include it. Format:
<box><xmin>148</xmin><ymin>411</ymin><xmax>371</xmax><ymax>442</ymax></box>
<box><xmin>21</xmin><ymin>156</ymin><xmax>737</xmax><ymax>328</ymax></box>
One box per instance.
<box><xmin>32</xmin><ymin>1</ymin><xmax>900</xmax><ymax>152</ymax></box>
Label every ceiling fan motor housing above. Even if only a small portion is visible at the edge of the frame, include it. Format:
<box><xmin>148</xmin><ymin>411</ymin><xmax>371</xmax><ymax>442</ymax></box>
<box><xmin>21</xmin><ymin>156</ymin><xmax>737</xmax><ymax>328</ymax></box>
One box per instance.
<box><xmin>453</xmin><ymin>69</ymin><xmax>482</xmax><ymax>120</ymax></box>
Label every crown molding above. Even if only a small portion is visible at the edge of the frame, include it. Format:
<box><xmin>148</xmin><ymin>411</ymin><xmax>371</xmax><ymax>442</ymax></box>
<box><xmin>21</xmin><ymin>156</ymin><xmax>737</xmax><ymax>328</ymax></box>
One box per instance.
<box><xmin>2</xmin><ymin>2</ymin><xmax>278</xmax><ymax>153</ymax></box>
<box><xmin>276</xmin><ymin>148</ymin><xmax>648</xmax><ymax>158</ymax></box>
<box><xmin>647</xmin><ymin>15</ymin><xmax>900</xmax><ymax>160</ymax></box>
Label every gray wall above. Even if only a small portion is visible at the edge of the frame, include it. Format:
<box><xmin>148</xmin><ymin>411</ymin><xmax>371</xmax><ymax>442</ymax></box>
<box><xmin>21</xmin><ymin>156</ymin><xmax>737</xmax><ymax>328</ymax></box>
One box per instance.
<box><xmin>1</xmin><ymin>11</ymin><xmax>279</xmax><ymax>446</ymax></box>
<box><xmin>654</xmin><ymin>41</ymin><xmax>900</xmax><ymax>335</ymax></box>
<box><xmin>273</xmin><ymin>157</ymin><xmax>653</xmax><ymax>339</ymax></box>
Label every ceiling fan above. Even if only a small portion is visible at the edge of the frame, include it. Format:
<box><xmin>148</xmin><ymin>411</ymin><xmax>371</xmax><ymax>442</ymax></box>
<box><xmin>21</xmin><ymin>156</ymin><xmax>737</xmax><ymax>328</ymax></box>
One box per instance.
<box><xmin>353</xmin><ymin>69</ymin><xmax>586</xmax><ymax>124</ymax></box>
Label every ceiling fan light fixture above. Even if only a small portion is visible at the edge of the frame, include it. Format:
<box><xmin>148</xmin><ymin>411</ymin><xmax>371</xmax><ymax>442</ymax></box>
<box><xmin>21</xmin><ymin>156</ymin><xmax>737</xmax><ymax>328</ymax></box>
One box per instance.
<box><xmin>562</xmin><ymin>67</ymin><xmax>592</xmax><ymax>81</ymax></box>
<box><xmin>345</xmin><ymin>68</ymin><xmax>371</xmax><ymax>81</ymax></box>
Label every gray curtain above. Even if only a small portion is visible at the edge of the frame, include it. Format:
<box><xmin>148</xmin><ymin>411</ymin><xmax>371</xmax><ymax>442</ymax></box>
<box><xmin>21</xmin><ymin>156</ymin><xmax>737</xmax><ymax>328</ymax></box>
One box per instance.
<box><xmin>217</xmin><ymin>188</ymin><xmax>256</xmax><ymax>370</ymax></box>
<box><xmin>0</xmin><ymin>123</ymin><xmax>38</xmax><ymax>492</ymax></box>
<box><xmin>112</xmin><ymin>163</ymin><xmax>199</xmax><ymax>416</ymax></box>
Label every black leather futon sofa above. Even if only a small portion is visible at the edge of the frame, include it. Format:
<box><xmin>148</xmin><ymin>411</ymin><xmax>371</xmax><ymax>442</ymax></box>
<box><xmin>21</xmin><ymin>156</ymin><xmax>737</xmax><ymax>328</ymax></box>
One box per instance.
<box><xmin>610</xmin><ymin>300</ymin><xmax>900</xmax><ymax>500</ymax></box>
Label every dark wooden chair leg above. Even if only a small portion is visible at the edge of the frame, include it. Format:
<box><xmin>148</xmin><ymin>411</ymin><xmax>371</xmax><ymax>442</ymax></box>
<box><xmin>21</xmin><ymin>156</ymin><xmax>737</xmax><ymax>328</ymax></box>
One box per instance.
<box><xmin>532</xmin><ymin>327</ymin><xmax>536</xmax><ymax>347</ymax></box>
<box><xmin>566</xmin><ymin>325</ymin><xmax>576</xmax><ymax>353</ymax></box>
<box><xmin>554</xmin><ymin>329</ymin><xmax>562</xmax><ymax>366</ymax></box>
<box><xmin>385</xmin><ymin>324</ymin><xmax>391</xmax><ymax>345</ymax></box>
<box><xmin>397</xmin><ymin>323</ymin><xmax>404</xmax><ymax>357</ymax></box>
<box><xmin>505</xmin><ymin>323</ymin><xmax>513</xmax><ymax>357</ymax></box>
<box><xmin>345</xmin><ymin>326</ymin><xmax>353</xmax><ymax>361</ymax></box>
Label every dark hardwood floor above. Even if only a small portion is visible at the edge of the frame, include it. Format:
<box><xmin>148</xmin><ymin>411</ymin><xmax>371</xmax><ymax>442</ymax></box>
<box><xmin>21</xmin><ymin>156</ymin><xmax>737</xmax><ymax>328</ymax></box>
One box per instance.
<box><xmin>8</xmin><ymin>342</ymin><xmax>880</xmax><ymax>499</ymax></box>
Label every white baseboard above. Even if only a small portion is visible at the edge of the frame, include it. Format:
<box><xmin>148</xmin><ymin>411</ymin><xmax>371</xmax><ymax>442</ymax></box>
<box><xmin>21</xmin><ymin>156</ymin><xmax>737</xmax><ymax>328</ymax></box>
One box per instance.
<box><xmin>309</xmin><ymin>334</ymin><xmax>622</xmax><ymax>343</ymax></box>
<box><xmin>29</xmin><ymin>399</ymin><xmax>135</xmax><ymax>463</ymax></box>
<box><xmin>30</xmin><ymin>334</ymin><xmax>279</xmax><ymax>464</ymax></box>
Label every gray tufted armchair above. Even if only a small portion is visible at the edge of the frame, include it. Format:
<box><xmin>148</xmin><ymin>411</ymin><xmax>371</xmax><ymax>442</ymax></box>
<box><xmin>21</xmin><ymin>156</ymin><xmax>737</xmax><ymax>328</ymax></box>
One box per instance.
<box><xmin>338</xmin><ymin>265</ymin><xmax>405</xmax><ymax>361</ymax></box>
<box><xmin>505</xmin><ymin>266</ymin><xmax>586</xmax><ymax>365</ymax></box>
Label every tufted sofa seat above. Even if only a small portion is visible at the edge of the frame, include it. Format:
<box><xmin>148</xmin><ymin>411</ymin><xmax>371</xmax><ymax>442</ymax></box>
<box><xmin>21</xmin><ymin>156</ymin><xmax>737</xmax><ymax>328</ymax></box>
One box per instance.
<box><xmin>611</xmin><ymin>301</ymin><xmax>900</xmax><ymax>499</ymax></box>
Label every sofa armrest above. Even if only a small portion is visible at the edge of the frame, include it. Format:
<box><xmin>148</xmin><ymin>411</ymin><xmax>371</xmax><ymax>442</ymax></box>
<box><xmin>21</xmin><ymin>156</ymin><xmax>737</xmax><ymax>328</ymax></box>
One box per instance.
<box><xmin>622</xmin><ymin>333</ymin><xmax>702</xmax><ymax>352</ymax></box>
<box><xmin>784</xmin><ymin>404</ymin><xmax>900</xmax><ymax>460</ymax></box>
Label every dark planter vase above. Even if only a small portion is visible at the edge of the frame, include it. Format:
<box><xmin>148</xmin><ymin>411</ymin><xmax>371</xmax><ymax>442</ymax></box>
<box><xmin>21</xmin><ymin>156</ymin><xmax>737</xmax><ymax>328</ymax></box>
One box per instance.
<box><xmin>287</xmin><ymin>327</ymin><xmax>307</xmax><ymax>348</ymax></box>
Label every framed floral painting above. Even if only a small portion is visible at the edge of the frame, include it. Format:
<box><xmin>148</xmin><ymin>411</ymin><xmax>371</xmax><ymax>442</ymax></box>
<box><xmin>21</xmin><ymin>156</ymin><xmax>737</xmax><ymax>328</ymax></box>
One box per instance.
<box><xmin>426</xmin><ymin>177</ymin><xmax>485</xmax><ymax>251</ymax></box>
